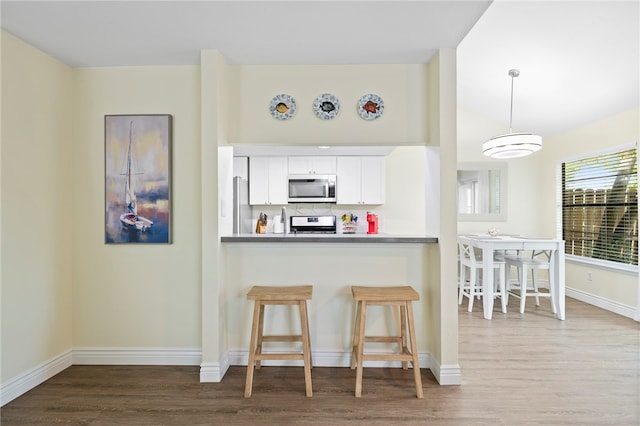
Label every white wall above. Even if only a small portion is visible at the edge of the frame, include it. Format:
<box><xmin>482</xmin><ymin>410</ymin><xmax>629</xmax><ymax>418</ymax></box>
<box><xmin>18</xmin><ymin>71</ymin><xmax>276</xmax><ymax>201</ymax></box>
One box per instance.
<box><xmin>1</xmin><ymin>31</ymin><xmax>73</xmax><ymax>394</ymax></box>
<box><xmin>72</xmin><ymin>66</ymin><xmax>202</xmax><ymax>349</ymax></box>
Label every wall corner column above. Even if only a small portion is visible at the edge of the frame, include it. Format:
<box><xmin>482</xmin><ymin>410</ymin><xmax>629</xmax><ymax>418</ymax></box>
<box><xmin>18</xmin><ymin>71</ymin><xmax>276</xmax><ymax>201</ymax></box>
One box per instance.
<box><xmin>199</xmin><ymin>50</ymin><xmax>224</xmax><ymax>382</ymax></box>
<box><xmin>426</xmin><ymin>48</ymin><xmax>460</xmax><ymax>384</ymax></box>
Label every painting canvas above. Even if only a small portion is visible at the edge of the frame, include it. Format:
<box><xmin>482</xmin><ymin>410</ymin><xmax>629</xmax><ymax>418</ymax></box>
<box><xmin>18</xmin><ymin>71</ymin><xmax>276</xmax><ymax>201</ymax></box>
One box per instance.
<box><xmin>105</xmin><ymin>114</ymin><xmax>172</xmax><ymax>244</ymax></box>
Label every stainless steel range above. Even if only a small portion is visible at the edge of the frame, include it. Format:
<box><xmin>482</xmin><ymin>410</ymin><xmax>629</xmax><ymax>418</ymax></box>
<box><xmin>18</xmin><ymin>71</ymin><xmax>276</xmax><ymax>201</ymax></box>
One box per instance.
<box><xmin>289</xmin><ymin>215</ymin><xmax>336</xmax><ymax>234</ymax></box>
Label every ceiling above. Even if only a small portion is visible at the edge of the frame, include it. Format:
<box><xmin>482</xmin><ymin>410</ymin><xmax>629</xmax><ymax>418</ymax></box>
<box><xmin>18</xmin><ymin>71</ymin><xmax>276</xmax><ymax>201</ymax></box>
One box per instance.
<box><xmin>458</xmin><ymin>0</ymin><xmax>639</xmax><ymax>138</ymax></box>
<box><xmin>2</xmin><ymin>1</ymin><xmax>638</xmax><ymax>138</ymax></box>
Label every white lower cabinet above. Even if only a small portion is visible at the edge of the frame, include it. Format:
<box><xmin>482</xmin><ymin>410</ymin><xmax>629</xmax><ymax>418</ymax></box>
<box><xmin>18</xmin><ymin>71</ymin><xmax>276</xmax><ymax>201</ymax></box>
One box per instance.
<box><xmin>336</xmin><ymin>156</ymin><xmax>385</xmax><ymax>205</ymax></box>
<box><xmin>249</xmin><ymin>157</ymin><xmax>288</xmax><ymax>205</ymax></box>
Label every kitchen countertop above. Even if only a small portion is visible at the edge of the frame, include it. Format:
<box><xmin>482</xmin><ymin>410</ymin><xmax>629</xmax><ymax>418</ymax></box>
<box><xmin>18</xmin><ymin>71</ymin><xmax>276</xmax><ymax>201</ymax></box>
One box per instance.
<box><xmin>221</xmin><ymin>233</ymin><xmax>438</xmax><ymax>243</ymax></box>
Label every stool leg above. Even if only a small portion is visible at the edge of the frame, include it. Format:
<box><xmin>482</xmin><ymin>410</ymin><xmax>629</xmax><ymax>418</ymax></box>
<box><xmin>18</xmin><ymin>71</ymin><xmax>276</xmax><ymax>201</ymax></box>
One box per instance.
<box><xmin>303</xmin><ymin>300</ymin><xmax>313</xmax><ymax>369</ymax></box>
<box><xmin>244</xmin><ymin>300</ymin><xmax>262</xmax><ymax>398</ymax></box>
<box><xmin>499</xmin><ymin>264</ymin><xmax>507</xmax><ymax>314</ymax></box>
<box><xmin>298</xmin><ymin>300</ymin><xmax>313</xmax><ymax>396</ymax></box>
<box><xmin>532</xmin><ymin>268</ymin><xmax>541</xmax><ymax>306</ymax></box>
<box><xmin>355</xmin><ymin>300</ymin><xmax>367</xmax><ymax>397</ymax></box>
<box><xmin>505</xmin><ymin>264</ymin><xmax>512</xmax><ymax>305</ymax></box>
<box><xmin>548</xmin><ymin>271</ymin><xmax>557</xmax><ymax>314</ymax></box>
<box><xmin>406</xmin><ymin>302</ymin><xmax>423</xmax><ymax>399</ymax></box>
<box><xmin>400</xmin><ymin>304</ymin><xmax>408</xmax><ymax>370</ymax></box>
<box><xmin>520</xmin><ymin>267</ymin><xmax>528</xmax><ymax>314</ymax></box>
<box><xmin>468</xmin><ymin>265</ymin><xmax>476</xmax><ymax>312</ymax></box>
<box><xmin>458</xmin><ymin>263</ymin><xmax>466</xmax><ymax>305</ymax></box>
<box><xmin>255</xmin><ymin>302</ymin><xmax>265</xmax><ymax>369</ymax></box>
<box><xmin>299</xmin><ymin>300</ymin><xmax>313</xmax><ymax>397</ymax></box>
<box><xmin>351</xmin><ymin>300</ymin><xmax>362</xmax><ymax>370</ymax></box>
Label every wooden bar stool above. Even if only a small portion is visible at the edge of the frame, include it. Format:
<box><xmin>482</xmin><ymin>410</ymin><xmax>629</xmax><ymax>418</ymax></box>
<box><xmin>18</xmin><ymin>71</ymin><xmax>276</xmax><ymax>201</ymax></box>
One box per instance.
<box><xmin>244</xmin><ymin>285</ymin><xmax>313</xmax><ymax>398</ymax></box>
<box><xmin>350</xmin><ymin>285</ymin><xmax>423</xmax><ymax>398</ymax></box>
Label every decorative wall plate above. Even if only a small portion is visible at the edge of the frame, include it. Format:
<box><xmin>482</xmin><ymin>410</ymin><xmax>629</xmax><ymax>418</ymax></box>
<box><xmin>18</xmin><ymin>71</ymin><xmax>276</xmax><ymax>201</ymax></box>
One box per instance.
<box><xmin>269</xmin><ymin>94</ymin><xmax>296</xmax><ymax>120</ymax></box>
<box><xmin>357</xmin><ymin>93</ymin><xmax>384</xmax><ymax>120</ymax></box>
<box><xmin>313</xmin><ymin>93</ymin><xmax>340</xmax><ymax>120</ymax></box>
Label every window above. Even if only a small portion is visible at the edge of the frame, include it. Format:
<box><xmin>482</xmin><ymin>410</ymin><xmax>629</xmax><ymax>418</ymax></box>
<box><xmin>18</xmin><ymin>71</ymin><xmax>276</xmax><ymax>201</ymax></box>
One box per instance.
<box><xmin>561</xmin><ymin>147</ymin><xmax>638</xmax><ymax>266</ymax></box>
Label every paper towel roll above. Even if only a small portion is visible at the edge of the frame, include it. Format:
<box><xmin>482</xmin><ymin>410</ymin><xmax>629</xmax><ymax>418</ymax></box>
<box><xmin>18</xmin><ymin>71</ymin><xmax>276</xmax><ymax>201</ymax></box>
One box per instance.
<box><xmin>273</xmin><ymin>215</ymin><xmax>284</xmax><ymax>233</ymax></box>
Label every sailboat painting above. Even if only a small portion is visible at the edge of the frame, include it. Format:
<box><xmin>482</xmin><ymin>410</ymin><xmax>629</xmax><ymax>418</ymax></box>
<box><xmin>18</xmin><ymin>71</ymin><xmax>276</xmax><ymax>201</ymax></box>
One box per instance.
<box><xmin>105</xmin><ymin>115</ymin><xmax>172</xmax><ymax>244</ymax></box>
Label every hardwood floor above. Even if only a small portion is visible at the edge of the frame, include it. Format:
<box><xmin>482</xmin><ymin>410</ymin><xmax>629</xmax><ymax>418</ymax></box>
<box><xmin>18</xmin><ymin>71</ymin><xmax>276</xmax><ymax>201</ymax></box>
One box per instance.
<box><xmin>2</xmin><ymin>297</ymin><xmax>639</xmax><ymax>425</ymax></box>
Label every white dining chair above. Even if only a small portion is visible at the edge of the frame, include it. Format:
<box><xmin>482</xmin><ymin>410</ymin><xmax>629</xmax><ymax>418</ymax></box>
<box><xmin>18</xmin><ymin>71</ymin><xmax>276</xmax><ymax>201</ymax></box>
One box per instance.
<box><xmin>504</xmin><ymin>250</ymin><xmax>557</xmax><ymax>315</ymax></box>
<box><xmin>458</xmin><ymin>241</ymin><xmax>507</xmax><ymax>313</ymax></box>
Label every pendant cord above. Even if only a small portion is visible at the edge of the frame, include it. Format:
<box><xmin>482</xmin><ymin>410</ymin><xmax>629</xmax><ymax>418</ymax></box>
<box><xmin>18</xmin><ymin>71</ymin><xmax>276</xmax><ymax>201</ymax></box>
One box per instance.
<box><xmin>509</xmin><ymin>74</ymin><xmax>514</xmax><ymax>133</ymax></box>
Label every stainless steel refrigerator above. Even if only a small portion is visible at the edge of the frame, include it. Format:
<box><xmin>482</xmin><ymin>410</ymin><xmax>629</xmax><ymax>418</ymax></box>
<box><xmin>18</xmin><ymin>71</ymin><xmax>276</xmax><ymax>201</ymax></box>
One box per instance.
<box><xmin>233</xmin><ymin>176</ymin><xmax>252</xmax><ymax>234</ymax></box>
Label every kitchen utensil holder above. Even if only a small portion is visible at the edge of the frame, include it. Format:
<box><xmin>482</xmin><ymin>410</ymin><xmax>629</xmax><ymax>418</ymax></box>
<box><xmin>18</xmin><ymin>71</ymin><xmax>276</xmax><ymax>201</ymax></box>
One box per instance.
<box><xmin>342</xmin><ymin>222</ymin><xmax>357</xmax><ymax>234</ymax></box>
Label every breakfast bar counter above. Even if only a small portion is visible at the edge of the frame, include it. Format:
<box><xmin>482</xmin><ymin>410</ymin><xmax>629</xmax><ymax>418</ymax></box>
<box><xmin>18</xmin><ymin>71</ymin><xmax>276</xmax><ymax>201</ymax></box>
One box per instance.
<box><xmin>221</xmin><ymin>234</ymin><xmax>438</xmax><ymax>244</ymax></box>
<box><xmin>219</xmin><ymin>233</ymin><xmax>448</xmax><ymax>382</ymax></box>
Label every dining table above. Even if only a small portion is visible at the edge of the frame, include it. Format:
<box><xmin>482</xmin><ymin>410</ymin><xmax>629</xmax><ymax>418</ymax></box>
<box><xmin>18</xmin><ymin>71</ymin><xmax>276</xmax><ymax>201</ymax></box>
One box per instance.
<box><xmin>458</xmin><ymin>234</ymin><xmax>565</xmax><ymax>320</ymax></box>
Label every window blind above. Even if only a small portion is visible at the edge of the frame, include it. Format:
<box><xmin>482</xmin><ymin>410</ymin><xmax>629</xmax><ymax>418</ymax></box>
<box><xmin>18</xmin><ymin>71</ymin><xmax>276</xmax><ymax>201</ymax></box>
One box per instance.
<box><xmin>561</xmin><ymin>148</ymin><xmax>638</xmax><ymax>266</ymax></box>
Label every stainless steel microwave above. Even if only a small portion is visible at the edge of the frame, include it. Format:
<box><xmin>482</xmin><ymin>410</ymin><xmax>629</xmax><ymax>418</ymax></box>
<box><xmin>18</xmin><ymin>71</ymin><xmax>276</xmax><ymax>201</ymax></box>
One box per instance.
<box><xmin>287</xmin><ymin>175</ymin><xmax>336</xmax><ymax>203</ymax></box>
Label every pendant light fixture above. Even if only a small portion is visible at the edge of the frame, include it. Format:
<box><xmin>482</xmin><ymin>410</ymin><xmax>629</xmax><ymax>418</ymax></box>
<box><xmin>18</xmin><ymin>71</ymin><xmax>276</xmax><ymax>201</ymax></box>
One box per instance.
<box><xmin>482</xmin><ymin>69</ymin><xmax>542</xmax><ymax>158</ymax></box>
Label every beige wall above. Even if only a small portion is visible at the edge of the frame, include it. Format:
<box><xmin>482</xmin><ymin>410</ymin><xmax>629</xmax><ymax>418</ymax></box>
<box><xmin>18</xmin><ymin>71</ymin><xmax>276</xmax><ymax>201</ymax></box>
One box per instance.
<box><xmin>230</xmin><ymin>65</ymin><xmax>428</xmax><ymax>145</ymax></box>
<box><xmin>200</xmin><ymin>50</ymin><xmax>225</xmax><ymax>378</ymax></box>
<box><xmin>222</xmin><ymin>244</ymin><xmax>430</xmax><ymax>352</ymax></box>
<box><xmin>457</xmin><ymin>106</ymin><xmax>546</xmax><ymax>236</ymax></box>
<box><xmin>427</xmin><ymin>49</ymin><xmax>459</xmax><ymax>379</ymax></box>
<box><xmin>458</xmin><ymin>102</ymin><xmax>639</xmax><ymax>312</ymax></box>
<box><xmin>1</xmin><ymin>31</ymin><xmax>73</xmax><ymax>381</ymax></box>
<box><xmin>4</xmin><ymin>25</ymin><xmax>634</xmax><ymax>400</ymax></box>
<box><xmin>539</xmin><ymin>108</ymin><xmax>639</xmax><ymax>309</ymax></box>
<box><xmin>207</xmin><ymin>54</ymin><xmax>457</xmax><ymax>381</ymax></box>
<box><xmin>72</xmin><ymin>65</ymin><xmax>202</xmax><ymax>348</ymax></box>
<box><xmin>2</xmin><ymin>36</ymin><xmax>458</xmax><ymax>393</ymax></box>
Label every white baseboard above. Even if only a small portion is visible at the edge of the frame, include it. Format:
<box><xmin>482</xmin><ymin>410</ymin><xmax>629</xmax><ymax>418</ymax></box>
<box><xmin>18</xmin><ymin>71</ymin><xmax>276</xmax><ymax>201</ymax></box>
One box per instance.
<box><xmin>0</xmin><ymin>345</ymin><xmax>459</xmax><ymax>405</ymax></box>
<box><xmin>566</xmin><ymin>288</ymin><xmax>637</xmax><ymax>320</ymax></box>
<box><xmin>200</xmin><ymin>352</ymin><xmax>230</xmax><ymax>383</ymax></box>
<box><xmin>222</xmin><ymin>348</ymin><xmax>462</xmax><ymax>384</ymax></box>
<box><xmin>72</xmin><ymin>347</ymin><xmax>202</xmax><ymax>365</ymax></box>
<box><xmin>429</xmin><ymin>358</ymin><xmax>462</xmax><ymax>385</ymax></box>
<box><xmin>1</xmin><ymin>349</ymin><xmax>72</xmax><ymax>406</ymax></box>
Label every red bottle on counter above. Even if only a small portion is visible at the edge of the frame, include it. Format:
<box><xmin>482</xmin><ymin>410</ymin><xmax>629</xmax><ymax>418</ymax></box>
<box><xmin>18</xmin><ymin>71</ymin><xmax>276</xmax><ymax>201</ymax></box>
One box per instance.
<box><xmin>366</xmin><ymin>212</ymin><xmax>378</xmax><ymax>234</ymax></box>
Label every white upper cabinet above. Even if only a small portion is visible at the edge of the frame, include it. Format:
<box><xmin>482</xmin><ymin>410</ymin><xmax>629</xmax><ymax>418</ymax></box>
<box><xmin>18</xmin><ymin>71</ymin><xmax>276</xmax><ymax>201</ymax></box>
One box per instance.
<box><xmin>336</xmin><ymin>156</ymin><xmax>385</xmax><ymax>205</ymax></box>
<box><xmin>249</xmin><ymin>157</ymin><xmax>288</xmax><ymax>205</ymax></box>
<box><xmin>288</xmin><ymin>156</ymin><xmax>337</xmax><ymax>175</ymax></box>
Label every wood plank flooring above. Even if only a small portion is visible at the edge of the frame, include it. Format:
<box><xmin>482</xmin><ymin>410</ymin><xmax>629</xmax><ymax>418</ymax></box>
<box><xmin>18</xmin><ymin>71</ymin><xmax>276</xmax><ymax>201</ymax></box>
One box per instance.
<box><xmin>2</xmin><ymin>297</ymin><xmax>639</xmax><ymax>425</ymax></box>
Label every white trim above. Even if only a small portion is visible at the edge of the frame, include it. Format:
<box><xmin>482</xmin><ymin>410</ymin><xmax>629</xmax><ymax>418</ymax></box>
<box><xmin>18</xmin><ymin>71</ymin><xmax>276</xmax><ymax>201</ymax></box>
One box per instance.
<box><xmin>72</xmin><ymin>347</ymin><xmax>202</xmax><ymax>365</ymax></box>
<box><xmin>566</xmin><ymin>254</ymin><xmax>638</xmax><ymax>274</ymax></box>
<box><xmin>1</xmin><ymin>349</ymin><xmax>72</xmax><ymax>406</ymax></box>
<box><xmin>199</xmin><ymin>359</ymin><xmax>229</xmax><ymax>383</ymax></box>
<box><xmin>566</xmin><ymin>288</ymin><xmax>637</xmax><ymax>320</ymax></box>
<box><xmin>430</xmin><ymin>360</ymin><xmax>462</xmax><ymax>386</ymax></box>
<box><xmin>557</xmin><ymin>141</ymin><xmax>637</xmax><ymax>164</ymax></box>
<box><xmin>2</xmin><ymin>346</ymin><xmax>457</xmax><ymax>404</ymax></box>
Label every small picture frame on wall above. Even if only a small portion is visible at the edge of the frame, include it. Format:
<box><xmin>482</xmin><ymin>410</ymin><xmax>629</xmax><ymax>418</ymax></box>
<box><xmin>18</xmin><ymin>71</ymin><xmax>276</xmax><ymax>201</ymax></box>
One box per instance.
<box><xmin>104</xmin><ymin>114</ymin><xmax>172</xmax><ymax>244</ymax></box>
